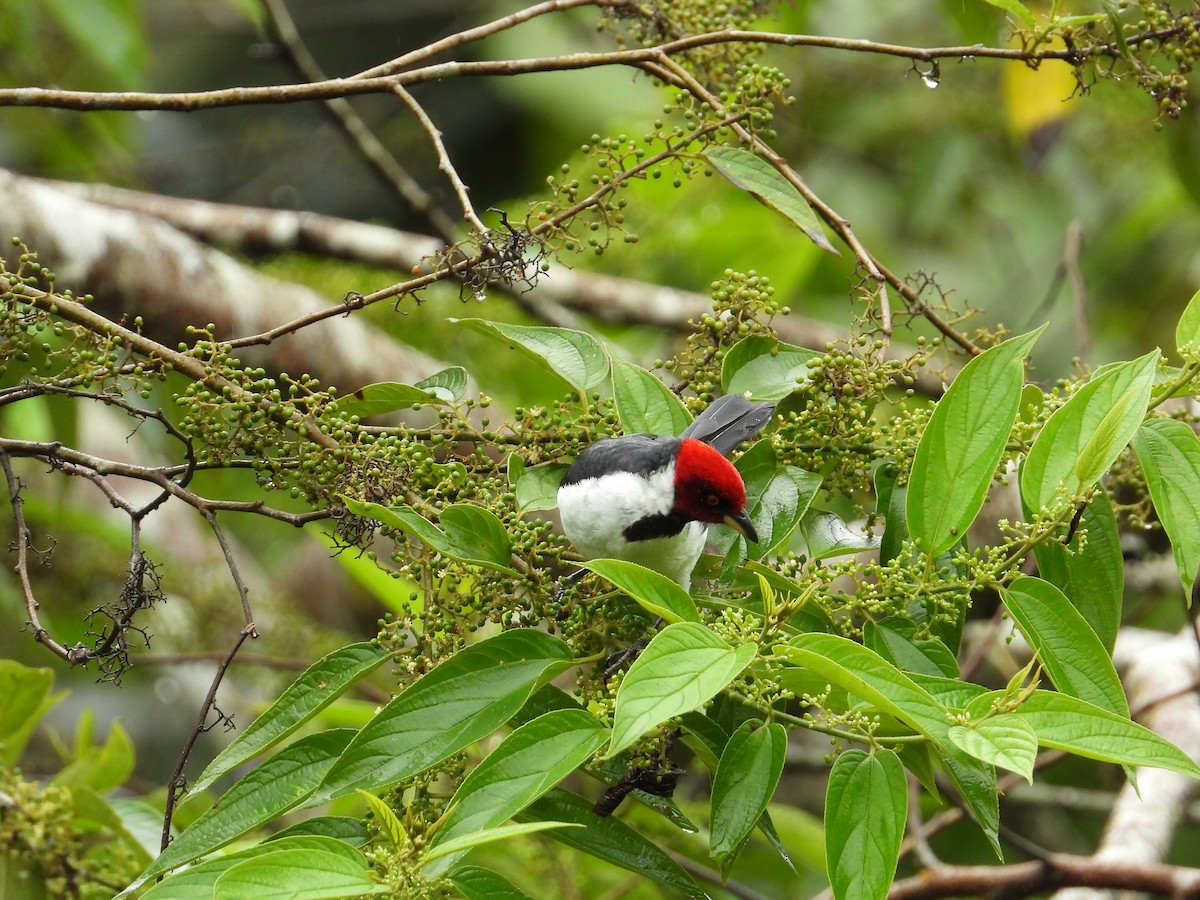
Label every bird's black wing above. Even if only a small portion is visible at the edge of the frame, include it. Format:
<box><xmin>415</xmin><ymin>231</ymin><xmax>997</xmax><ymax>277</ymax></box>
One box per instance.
<box><xmin>680</xmin><ymin>394</ymin><xmax>775</xmax><ymax>456</ymax></box>
<box><xmin>559</xmin><ymin>433</ymin><xmax>680</xmax><ymax>487</ymax></box>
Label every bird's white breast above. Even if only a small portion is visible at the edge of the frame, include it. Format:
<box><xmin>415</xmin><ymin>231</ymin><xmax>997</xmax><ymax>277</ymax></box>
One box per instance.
<box><xmin>557</xmin><ymin>464</ymin><xmax>708</xmax><ymax>589</ymax></box>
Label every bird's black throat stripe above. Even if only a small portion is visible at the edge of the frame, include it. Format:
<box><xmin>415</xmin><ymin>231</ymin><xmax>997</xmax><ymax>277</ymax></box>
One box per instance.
<box><xmin>623</xmin><ymin>511</ymin><xmax>691</xmax><ymax>543</ymax></box>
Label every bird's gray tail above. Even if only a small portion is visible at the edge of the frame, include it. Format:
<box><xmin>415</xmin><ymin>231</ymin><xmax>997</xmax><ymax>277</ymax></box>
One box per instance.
<box><xmin>680</xmin><ymin>394</ymin><xmax>775</xmax><ymax>456</ymax></box>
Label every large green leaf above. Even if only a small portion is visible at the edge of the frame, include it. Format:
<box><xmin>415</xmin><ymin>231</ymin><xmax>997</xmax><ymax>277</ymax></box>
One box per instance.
<box><xmin>345</xmin><ymin>498</ymin><xmax>516</xmax><ymax>575</ymax></box>
<box><xmin>423</xmin><ymin>709</ymin><xmax>609</xmax><ymax>876</ymax></box>
<box><xmin>137</xmin><ymin>837</ymin><xmax>369</xmax><ymax>900</ymax></box>
<box><xmin>710</xmin><ymin>722</ymin><xmax>787</xmax><ymax>873</ymax></box>
<box><xmin>776</xmin><ymin>634</ymin><xmax>953</xmax><ymax>745</ymax></box>
<box><xmin>1001</xmin><ymin>576</ymin><xmax>1127</xmax><ymax>716</ymax></box>
<box><xmin>721</xmin><ymin>334</ymin><xmax>821</xmax><ymax>401</ymax></box>
<box><xmin>581</xmin><ymin>559</ymin><xmax>700</xmax><ymax>624</ymax></box>
<box><xmin>1132</xmin><ymin>417</ymin><xmax>1200</xmax><ymax>599</ymax></box>
<box><xmin>864</xmin><ymin>619</ymin><xmax>958</xmax><ymax>679</ymax></box>
<box><xmin>824</xmin><ymin>749</ymin><xmax>907</xmax><ymax>900</ymax></box>
<box><xmin>1021</xmin><ymin>351</ymin><xmax>1158</xmax><ymax>514</ymax></box>
<box><xmin>317</xmin><ymin>629</ymin><xmax>574</xmax><ymax>800</ymax></box>
<box><xmin>967</xmin><ymin>690</ymin><xmax>1200</xmax><ymax>779</ymax></box>
<box><xmin>611</xmin><ymin>358</ymin><xmax>691</xmax><ymax>436</ymax></box>
<box><xmin>608</xmin><ymin>623</ymin><xmax>756</xmax><ymax>758</ymax></box>
<box><xmin>452</xmin><ymin>319</ymin><xmax>609</xmax><ymax>396</ymax></box>
<box><xmin>132</xmin><ymin>730</ymin><xmax>356</xmax><ymax>889</ymax></box>
<box><xmin>907</xmin><ymin>328</ymin><xmax>1042</xmax><ymax>558</ymax></box>
<box><xmin>191</xmin><ymin>642</ymin><xmax>392</xmax><ymax>795</ymax></box>
<box><xmin>212</xmin><ymin>848</ymin><xmax>388</xmax><ymax>899</ymax></box>
<box><xmin>1032</xmin><ymin>489</ymin><xmax>1123</xmax><ymax>652</ymax></box>
<box><xmin>510</xmin><ymin>457</ymin><xmax>567</xmax><ymax>514</ymax></box>
<box><xmin>704</xmin><ymin>146</ymin><xmax>837</xmax><ymax>254</ymax></box>
<box><xmin>516</xmin><ymin>789</ymin><xmax>709</xmax><ymax>899</ymax></box>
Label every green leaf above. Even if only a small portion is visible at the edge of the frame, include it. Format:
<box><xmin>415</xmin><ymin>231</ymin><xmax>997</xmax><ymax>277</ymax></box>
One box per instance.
<box><xmin>346</xmin><ymin>498</ymin><xmax>516</xmax><ymax>575</ymax></box>
<box><xmin>581</xmin><ymin>559</ymin><xmax>701</xmax><ymax>624</ymax></box>
<box><xmin>775</xmin><ymin>634</ymin><xmax>952</xmax><ymax>745</ymax></box>
<box><xmin>611</xmin><ymin>358</ymin><xmax>691</xmax><ymax>435</ymax></box>
<box><xmin>938</xmin><ymin>745</ymin><xmax>1000</xmax><ymax>857</ymax></box>
<box><xmin>608</xmin><ymin>623</ymin><xmax>756</xmax><ymax>758</ymax></box>
<box><xmin>907</xmin><ymin>328</ymin><xmax>1042</xmax><ymax>557</ymax></box>
<box><xmin>330</xmin><ymin>381</ymin><xmax>445</xmax><ymax>417</ymax></box>
<box><xmin>1001</xmin><ymin>576</ymin><xmax>1127</xmax><ymax>716</ymax></box>
<box><xmin>710</xmin><ymin>722</ymin><xmax>787</xmax><ymax>870</ymax></box>
<box><xmin>704</xmin><ymin>146</ymin><xmax>838</xmax><ymax>254</ymax></box>
<box><xmin>967</xmin><ymin>690</ymin><xmax>1200</xmax><ymax>778</ymax></box>
<box><xmin>1175</xmin><ymin>287</ymin><xmax>1200</xmax><ymax>353</ymax></box>
<box><xmin>416</xmin><ymin>366</ymin><xmax>470</xmax><ymax>403</ymax></box>
<box><xmin>212</xmin><ymin>848</ymin><xmax>388</xmax><ymax>899</ymax></box>
<box><xmin>70</xmin><ymin>788</ymin><xmax>155</xmax><ymax>871</ymax></box>
<box><xmin>317</xmin><ymin>629</ymin><xmax>574</xmax><ymax>800</ymax></box>
<box><xmin>449</xmin><ymin>866</ymin><xmax>534</xmax><ymax>900</ymax></box>
<box><xmin>138</xmin><ymin>837</ymin><xmax>368</xmax><ymax>900</ymax></box>
<box><xmin>266</xmin><ymin>817</ymin><xmax>371</xmax><ymax>848</ymax></box>
<box><xmin>721</xmin><ymin>335</ymin><xmax>821</xmax><ymax>401</ymax></box>
<box><xmin>356</xmin><ymin>791</ymin><xmax>407</xmax><ymax>850</ymax></box>
<box><xmin>452</xmin><ymin>319</ymin><xmax>609</xmax><ymax>396</ymax></box>
<box><xmin>1132</xmin><ymin>417</ymin><xmax>1200</xmax><ymax>598</ymax></box>
<box><xmin>512</xmin><ymin>461</ymin><xmax>568</xmax><ymax>514</ymax></box>
<box><xmin>714</xmin><ymin>442</ymin><xmax>822</xmax><ymax>577</ymax></box>
<box><xmin>424</xmin><ymin>708</ymin><xmax>609</xmax><ymax>876</ymax></box>
<box><xmin>51</xmin><ymin>719</ymin><xmax>134</xmax><ymax>794</ymax></box>
<box><xmin>948</xmin><ymin>714</ymin><xmax>1037</xmax><ymax>783</ymax></box>
<box><xmin>802</xmin><ymin>510</ymin><xmax>881</xmax><ymax>562</ymax></box>
<box><xmin>0</xmin><ymin>660</ymin><xmax>60</xmax><ymax>767</ymax></box>
<box><xmin>424</xmin><ymin>821</ymin><xmax>584</xmax><ymax>863</ymax></box>
<box><xmin>874</xmin><ymin>466</ymin><xmax>908</xmax><ymax>566</ymax></box>
<box><xmin>864</xmin><ymin>619</ymin><xmax>959</xmax><ymax>679</ymax></box>
<box><xmin>192</xmin><ymin>642</ymin><xmax>391</xmax><ymax>795</ymax></box>
<box><xmin>132</xmin><ymin>730</ymin><xmax>356</xmax><ymax>889</ymax></box>
<box><xmin>1032</xmin><ymin>490</ymin><xmax>1123</xmax><ymax>652</ymax></box>
<box><xmin>516</xmin><ymin>789</ymin><xmax>709</xmax><ymax>899</ymax></box>
<box><xmin>824</xmin><ymin>749</ymin><xmax>907</xmax><ymax>900</ymax></box>
<box><xmin>979</xmin><ymin>0</ymin><xmax>1037</xmax><ymax>26</ymax></box>
<box><xmin>1021</xmin><ymin>351</ymin><xmax>1158</xmax><ymax>514</ymax></box>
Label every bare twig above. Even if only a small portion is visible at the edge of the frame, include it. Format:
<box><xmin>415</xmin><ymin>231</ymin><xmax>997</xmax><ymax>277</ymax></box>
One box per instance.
<box><xmin>161</xmin><ymin>624</ymin><xmax>256</xmax><ymax>853</ymax></box>
<box><xmin>0</xmin><ymin>33</ymin><xmax>1100</xmax><ymax>114</ymax></box>
<box><xmin>389</xmin><ymin>83</ymin><xmax>488</xmax><ymax>234</ymax></box>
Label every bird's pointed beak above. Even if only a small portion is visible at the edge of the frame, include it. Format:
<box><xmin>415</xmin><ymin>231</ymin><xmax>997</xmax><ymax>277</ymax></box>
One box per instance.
<box><xmin>723</xmin><ymin>509</ymin><xmax>759</xmax><ymax>544</ymax></box>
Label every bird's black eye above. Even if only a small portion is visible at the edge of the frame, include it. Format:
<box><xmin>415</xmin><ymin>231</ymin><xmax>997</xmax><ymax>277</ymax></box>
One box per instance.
<box><xmin>704</xmin><ymin>493</ymin><xmax>720</xmax><ymax>507</ymax></box>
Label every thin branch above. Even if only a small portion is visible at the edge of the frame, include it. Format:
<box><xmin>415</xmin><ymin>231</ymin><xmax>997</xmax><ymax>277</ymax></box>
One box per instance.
<box><xmin>161</xmin><ymin>624</ymin><xmax>256</xmax><ymax>853</ymax></box>
<box><xmin>0</xmin><ymin>32</ymin><xmax>1097</xmax><ymax>113</ymax></box>
<box><xmin>0</xmin><ymin>448</ymin><xmax>82</xmax><ymax>662</ymax></box>
<box><xmin>201</xmin><ymin>509</ymin><xmax>257</xmax><ymax>632</ymax></box>
<box><xmin>388</xmin><ymin>83</ymin><xmax>488</xmax><ymax>234</ymax></box>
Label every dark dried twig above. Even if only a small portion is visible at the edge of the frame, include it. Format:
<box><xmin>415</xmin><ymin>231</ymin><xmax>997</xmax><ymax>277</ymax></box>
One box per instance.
<box><xmin>161</xmin><ymin>623</ymin><xmax>256</xmax><ymax>853</ymax></box>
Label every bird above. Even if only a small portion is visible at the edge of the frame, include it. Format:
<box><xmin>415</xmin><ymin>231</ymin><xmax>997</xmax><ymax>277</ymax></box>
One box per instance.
<box><xmin>557</xmin><ymin>394</ymin><xmax>775</xmax><ymax>591</ymax></box>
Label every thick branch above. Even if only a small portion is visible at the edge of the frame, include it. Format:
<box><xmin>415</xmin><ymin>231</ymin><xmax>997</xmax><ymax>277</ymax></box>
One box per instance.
<box><xmin>889</xmin><ymin>856</ymin><xmax>1200</xmax><ymax>900</ymax></box>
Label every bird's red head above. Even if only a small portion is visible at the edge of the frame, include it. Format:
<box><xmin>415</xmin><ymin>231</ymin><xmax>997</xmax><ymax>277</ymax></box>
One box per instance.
<box><xmin>672</xmin><ymin>438</ymin><xmax>749</xmax><ymax>525</ymax></box>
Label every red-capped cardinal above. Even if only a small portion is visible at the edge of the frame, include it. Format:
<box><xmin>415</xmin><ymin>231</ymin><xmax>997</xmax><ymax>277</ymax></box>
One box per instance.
<box><xmin>557</xmin><ymin>394</ymin><xmax>774</xmax><ymax>590</ymax></box>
